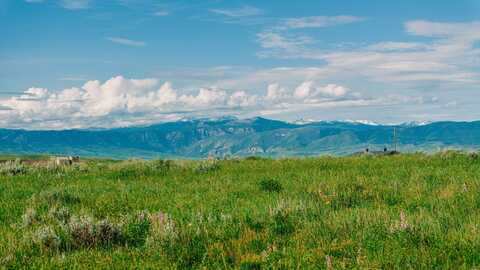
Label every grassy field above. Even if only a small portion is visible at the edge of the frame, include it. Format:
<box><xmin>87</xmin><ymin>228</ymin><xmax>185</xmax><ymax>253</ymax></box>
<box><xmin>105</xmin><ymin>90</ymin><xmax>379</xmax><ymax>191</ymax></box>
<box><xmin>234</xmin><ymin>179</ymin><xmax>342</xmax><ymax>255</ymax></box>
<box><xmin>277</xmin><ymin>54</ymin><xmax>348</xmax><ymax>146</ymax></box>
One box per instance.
<box><xmin>1</xmin><ymin>152</ymin><xmax>480</xmax><ymax>269</ymax></box>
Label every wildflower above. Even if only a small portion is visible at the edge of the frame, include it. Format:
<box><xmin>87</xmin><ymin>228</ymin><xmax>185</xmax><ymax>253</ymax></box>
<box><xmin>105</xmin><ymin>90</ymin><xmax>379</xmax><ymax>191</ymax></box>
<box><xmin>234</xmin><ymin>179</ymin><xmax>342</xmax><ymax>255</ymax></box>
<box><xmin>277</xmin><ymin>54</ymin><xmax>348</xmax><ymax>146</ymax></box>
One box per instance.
<box><xmin>462</xmin><ymin>182</ymin><xmax>468</xmax><ymax>192</ymax></box>
<box><xmin>148</xmin><ymin>211</ymin><xmax>177</xmax><ymax>240</ymax></box>
<box><xmin>325</xmin><ymin>255</ymin><xmax>333</xmax><ymax>270</ymax></box>
<box><xmin>137</xmin><ymin>210</ymin><xmax>149</xmax><ymax>222</ymax></box>
<box><xmin>399</xmin><ymin>211</ymin><xmax>409</xmax><ymax>230</ymax></box>
<box><xmin>390</xmin><ymin>210</ymin><xmax>412</xmax><ymax>233</ymax></box>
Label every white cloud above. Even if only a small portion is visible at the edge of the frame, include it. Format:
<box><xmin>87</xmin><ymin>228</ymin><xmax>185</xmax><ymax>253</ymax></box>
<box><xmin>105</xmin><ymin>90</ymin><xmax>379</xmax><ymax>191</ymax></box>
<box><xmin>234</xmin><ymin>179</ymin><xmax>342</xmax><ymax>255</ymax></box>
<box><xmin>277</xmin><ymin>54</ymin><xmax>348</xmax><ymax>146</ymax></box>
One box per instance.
<box><xmin>0</xmin><ymin>76</ymin><xmax>380</xmax><ymax>129</ymax></box>
<box><xmin>228</xmin><ymin>91</ymin><xmax>258</xmax><ymax>107</ymax></box>
<box><xmin>25</xmin><ymin>0</ymin><xmax>44</xmax><ymax>3</ymax></box>
<box><xmin>282</xmin><ymin>15</ymin><xmax>365</xmax><ymax>29</ymax></box>
<box><xmin>209</xmin><ymin>5</ymin><xmax>261</xmax><ymax>17</ymax></box>
<box><xmin>256</xmin><ymin>20</ymin><xmax>480</xmax><ymax>86</ymax></box>
<box><xmin>154</xmin><ymin>10</ymin><xmax>169</xmax><ymax>16</ymax></box>
<box><xmin>106</xmin><ymin>37</ymin><xmax>146</xmax><ymax>47</ymax></box>
<box><xmin>405</xmin><ymin>20</ymin><xmax>480</xmax><ymax>38</ymax></box>
<box><xmin>58</xmin><ymin>76</ymin><xmax>88</xmax><ymax>81</ymax></box>
<box><xmin>293</xmin><ymin>81</ymin><xmax>314</xmax><ymax>99</ymax></box>
<box><xmin>367</xmin><ymin>42</ymin><xmax>430</xmax><ymax>51</ymax></box>
<box><xmin>265</xmin><ymin>83</ymin><xmax>288</xmax><ymax>101</ymax></box>
<box><xmin>294</xmin><ymin>81</ymin><xmax>349</xmax><ymax>100</ymax></box>
<box><xmin>59</xmin><ymin>0</ymin><xmax>91</xmax><ymax>10</ymax></box>
<box><xmin>257</xmin><ymin>32</ymin><xmax>313</xmax><ymax>52</ymax></box>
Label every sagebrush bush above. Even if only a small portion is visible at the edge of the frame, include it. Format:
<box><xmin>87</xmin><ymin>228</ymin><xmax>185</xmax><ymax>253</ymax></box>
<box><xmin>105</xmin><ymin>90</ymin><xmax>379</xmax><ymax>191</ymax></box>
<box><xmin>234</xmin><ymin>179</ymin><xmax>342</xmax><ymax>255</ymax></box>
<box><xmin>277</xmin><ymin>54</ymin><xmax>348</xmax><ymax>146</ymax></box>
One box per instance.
<box><xmin>269</xmin><ymin>201</ymin><xmax>295</xmax><ymax>236</ymax></box>
<box><xmin>48</xmin><ymin>206</ymin><xmax>71</xmax><ymax>224</ymax></box>
<box><xmin>148</xmin><ymin>159</ymin><xmax>172</xmax><ymax>173</ymax></box>
<box><xmin>21</xmin><ymin>208</ymin><xmax>38</xmax><ymax>227</ymax></box>
<box><xmin>147</xmin><ymin>211</ymin><xmax>177</xmax><ymax>244</ymax></box>
<box><xmin>32</xmin><ymin>190</ymin><xmax>81</xmax><ymax>206</ymax></box>
<box><xmin>21</xmin><ymin>202</ymin><xmax>158</xmax><ymax>252</ymax></box>
<box><xmin>195</xmin><ymin>158</ymin><xmax>220</xmax><ymax>173</ymax></box>
<box><xmin>95</xmin><ymin>219</ymin><xmax>124</xmax><ymax>246</ymax></box>
<box><xmin>67</xmin><ymin>215</ymin><xmax>96</xmax><ymax>248</ymax></box>
<box><xmin>0</xmin><ymin>160</ymin><xmax>27</xmax><ymax>176</ymax></box>
<box><xmin>32</xmin><ymin>226</ymin><xmax>61</xmax><ymax>250</ymax></box>
<box><xmin>259</xmin><ymin>178</ymin><xmax>283</xmax><ymax>192</ymax></box>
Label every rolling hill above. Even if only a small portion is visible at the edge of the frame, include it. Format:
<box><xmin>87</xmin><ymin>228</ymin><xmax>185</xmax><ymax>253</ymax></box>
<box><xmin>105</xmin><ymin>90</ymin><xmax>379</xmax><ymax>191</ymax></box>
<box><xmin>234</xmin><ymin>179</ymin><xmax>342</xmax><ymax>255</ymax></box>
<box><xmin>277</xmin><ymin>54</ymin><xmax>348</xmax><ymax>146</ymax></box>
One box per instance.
<box><xmin>1</xmin><ymin>117</ymin><xmax>479</xmax><ymax>158</ymax></box>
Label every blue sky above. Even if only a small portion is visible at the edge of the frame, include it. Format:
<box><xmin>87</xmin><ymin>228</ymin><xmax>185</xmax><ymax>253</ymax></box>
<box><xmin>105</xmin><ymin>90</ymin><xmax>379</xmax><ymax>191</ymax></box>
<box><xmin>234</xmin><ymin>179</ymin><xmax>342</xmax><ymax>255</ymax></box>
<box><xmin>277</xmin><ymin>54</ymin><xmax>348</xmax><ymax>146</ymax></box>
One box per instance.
<box><xmin>1</xmin><ymin>0</ymin><xmax>480</xmax><ymax>129</ymax></box>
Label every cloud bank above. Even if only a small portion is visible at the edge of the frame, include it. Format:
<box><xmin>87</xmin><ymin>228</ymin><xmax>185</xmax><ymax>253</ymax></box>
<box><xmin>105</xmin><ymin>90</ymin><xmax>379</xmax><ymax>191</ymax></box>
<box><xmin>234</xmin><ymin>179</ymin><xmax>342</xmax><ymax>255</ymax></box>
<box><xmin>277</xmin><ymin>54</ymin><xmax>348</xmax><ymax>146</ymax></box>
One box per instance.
<box><xmin>0</xmin><ymin>76</ymin><xmax>403</xmax><ymax>129</ymax></box>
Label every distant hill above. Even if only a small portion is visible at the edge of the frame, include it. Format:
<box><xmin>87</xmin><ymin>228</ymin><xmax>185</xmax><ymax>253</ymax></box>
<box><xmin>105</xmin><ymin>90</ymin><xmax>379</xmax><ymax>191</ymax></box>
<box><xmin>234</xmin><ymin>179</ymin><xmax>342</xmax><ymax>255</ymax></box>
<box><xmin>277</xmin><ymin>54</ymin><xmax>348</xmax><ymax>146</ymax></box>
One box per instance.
<box><xmin>1</xmin><ymin>117</ymin><xmax>479</xmax><ymax>158</ymax></box>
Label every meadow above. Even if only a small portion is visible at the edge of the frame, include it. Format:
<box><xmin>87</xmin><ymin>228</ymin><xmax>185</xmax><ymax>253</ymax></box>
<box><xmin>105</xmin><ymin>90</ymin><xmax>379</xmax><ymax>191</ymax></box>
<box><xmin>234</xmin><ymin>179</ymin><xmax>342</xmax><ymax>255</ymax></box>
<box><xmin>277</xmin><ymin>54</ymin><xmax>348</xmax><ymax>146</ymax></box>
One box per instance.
<box><xmin>1</xmin><ymin>152</ymin><xmax>480</xmax><ymax>269</ymax></box>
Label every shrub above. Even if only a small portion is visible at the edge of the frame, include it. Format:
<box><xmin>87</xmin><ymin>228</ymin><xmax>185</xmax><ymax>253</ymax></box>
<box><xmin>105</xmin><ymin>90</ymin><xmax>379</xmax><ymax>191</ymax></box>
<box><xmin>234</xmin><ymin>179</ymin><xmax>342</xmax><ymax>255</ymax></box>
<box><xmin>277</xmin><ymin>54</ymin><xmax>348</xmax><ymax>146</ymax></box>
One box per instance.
<box><xmin>67</xmin><ymin>215</ymin><xmax>96</xmax><ymax>248</ymax></box>
<box><xmin>21</xmin><ymin>208</ymin><xmax>38</xmax><ymax>227</ymax></box>
<box><xmin>160</xmin><ymin>228</ymin><xmax>208</xmax><ymax>269</ymax></box>
<box><xmin>259</xmin><ymin>178</ymin><xmax>283</xmax><ymax>193</ymax></box>
<box><xmin>122</xmin><ymin>213</ymin><xmax>151</xmax><ymax>247</ymax></box>
<box><xmin>67</xmin><ymin>215</ymin><xmax>127</xmax><ymax>248</ymax></box>
<box><xmin>48</xmin><ymin>206</ymin><xmax>71</xmax><ymax>224</ymax></box>
<box><xmin>245</xmin><ymin>215</ymin><xmax>265</xmax><ymax>232</ymax></box>
<box><xmin>32</xmin><ymin>226</ymin><xmax>61</xmax><ymax>250</ymax></box>
<box><xmin>147</xmin><ymin>211</ymin><xmax>177</xmax><ymax>244</ymax></box>
<box><xmin>269</xmin><ymin>201</ymin><xmax>295</xmax><ymax>236</ymax></box>
<box><xmin>95</xmin><ymin>219</ymin><xmax>123</xmax><ymax>247</ymax></box>
<box><xmin>148</xmin><ymin>159</ymin><xmax>172</xmax><ymax>174</ymax></box>
<box><xmin>24</xmin><ymin>204</ymin><xmax>158</xmax><ymax>252</ymax></box>
<box><xmin>195</xmin><ymin>158</ymin><xmax>220</xmax><ymax>173</ymax></box>
<box><xmin>34</xmin><ymin>190</ymin><xmax>81</xmax><ymax>206</ymax></box>
<box><xmin>245</xmin><ymin>156</ymin><xmax>267</xmax><ymax>161</ymax></box>
<box><xmin>0</xmin><ymin>160</ymin><xmax>27</xmax><ymax>176</ymax></box>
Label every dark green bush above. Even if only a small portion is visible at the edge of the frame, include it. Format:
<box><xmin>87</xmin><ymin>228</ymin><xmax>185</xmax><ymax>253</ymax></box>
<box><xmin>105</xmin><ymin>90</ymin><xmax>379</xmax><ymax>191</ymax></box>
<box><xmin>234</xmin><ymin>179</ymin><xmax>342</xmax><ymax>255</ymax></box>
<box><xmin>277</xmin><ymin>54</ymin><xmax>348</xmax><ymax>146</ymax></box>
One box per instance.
<box><xmin>123</xmin><ymin>214</ymin><xmax>151</xmax><ymax>247</ymax></box>
<box><xmin>259</xmin><ymin>178</ymin><xmax>283</xmax><ymax>193</ymax></box>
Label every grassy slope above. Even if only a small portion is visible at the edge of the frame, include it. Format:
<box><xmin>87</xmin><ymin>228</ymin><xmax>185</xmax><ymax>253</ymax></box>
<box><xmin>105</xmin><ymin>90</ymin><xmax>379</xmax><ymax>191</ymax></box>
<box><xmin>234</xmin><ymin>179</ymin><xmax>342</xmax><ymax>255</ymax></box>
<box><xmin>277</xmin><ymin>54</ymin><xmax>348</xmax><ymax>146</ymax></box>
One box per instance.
<box><xmin>1</xmin><ymin>152</ymin><xmax>480</xmax><ymax>269</ymax></box>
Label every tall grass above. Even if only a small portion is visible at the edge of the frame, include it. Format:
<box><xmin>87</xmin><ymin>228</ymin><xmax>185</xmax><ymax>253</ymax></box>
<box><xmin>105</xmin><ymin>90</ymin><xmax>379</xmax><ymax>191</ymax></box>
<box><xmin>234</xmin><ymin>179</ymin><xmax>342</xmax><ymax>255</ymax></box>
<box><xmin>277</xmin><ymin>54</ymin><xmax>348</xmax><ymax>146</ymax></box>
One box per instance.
<box><xmin>1</xmin><ymin>151</ymin><xmax>480</xmax><ymax>268</ymax></box>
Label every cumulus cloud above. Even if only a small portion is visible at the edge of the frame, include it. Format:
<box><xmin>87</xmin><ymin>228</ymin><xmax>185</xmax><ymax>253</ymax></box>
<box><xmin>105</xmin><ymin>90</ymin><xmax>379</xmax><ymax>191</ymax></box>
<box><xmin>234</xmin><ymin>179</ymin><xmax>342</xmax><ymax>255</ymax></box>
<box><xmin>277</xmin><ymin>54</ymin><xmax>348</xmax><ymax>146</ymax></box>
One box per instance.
<box><xmin>293</xmin><ymin>82</ymin><xmax>349</xmax><ymax>101</ymax></box>
<box><xmin>0</xmin><ymin>76</ymin><xmax>386</xmax><ymax>129</ymax></box>
<box><xmin>265</xmin><ymin>83</ymin><xmax>288</xmax><ymax>101</ymax></box>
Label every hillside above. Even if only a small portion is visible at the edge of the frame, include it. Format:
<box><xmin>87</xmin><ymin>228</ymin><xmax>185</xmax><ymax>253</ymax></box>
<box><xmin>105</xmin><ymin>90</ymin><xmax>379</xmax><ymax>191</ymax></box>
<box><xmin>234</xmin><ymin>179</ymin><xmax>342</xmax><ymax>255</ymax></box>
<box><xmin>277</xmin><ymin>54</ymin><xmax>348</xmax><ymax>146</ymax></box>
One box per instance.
<box><xmin>1</xmin><ymin>117</ymin><xmax>480</xmax><ymax>158</ymax></box>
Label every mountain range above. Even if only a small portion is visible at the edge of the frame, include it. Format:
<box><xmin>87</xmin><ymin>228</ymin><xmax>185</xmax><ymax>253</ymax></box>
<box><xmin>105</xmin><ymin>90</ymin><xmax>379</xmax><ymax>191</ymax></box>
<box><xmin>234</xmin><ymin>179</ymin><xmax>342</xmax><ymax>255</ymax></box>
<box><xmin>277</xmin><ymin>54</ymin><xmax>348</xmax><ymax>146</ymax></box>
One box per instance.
<box><xmin>1</xmin><ymin>117</ymin><xmax>479</xmax><ymax>158</ymax></box>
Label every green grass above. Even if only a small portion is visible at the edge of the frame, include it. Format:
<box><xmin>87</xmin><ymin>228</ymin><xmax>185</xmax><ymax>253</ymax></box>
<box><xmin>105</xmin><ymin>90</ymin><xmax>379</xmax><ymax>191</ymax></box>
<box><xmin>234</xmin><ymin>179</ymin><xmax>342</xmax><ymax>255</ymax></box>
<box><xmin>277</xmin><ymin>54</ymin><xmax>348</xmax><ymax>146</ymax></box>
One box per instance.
<box><xmin>1</xmin><ymin>151</ymin><xmax>480</xmax><ymax>269</ymax></box>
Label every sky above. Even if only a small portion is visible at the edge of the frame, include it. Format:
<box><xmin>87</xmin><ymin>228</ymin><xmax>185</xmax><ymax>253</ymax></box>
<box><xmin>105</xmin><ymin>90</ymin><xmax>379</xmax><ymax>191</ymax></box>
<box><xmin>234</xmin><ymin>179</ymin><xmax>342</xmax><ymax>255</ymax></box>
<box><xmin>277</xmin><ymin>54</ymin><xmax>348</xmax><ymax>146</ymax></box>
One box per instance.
<box><xmin>1</xmin><ymin>0</ymin><xmax>480</xmax><ymax>129</ymax></box>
